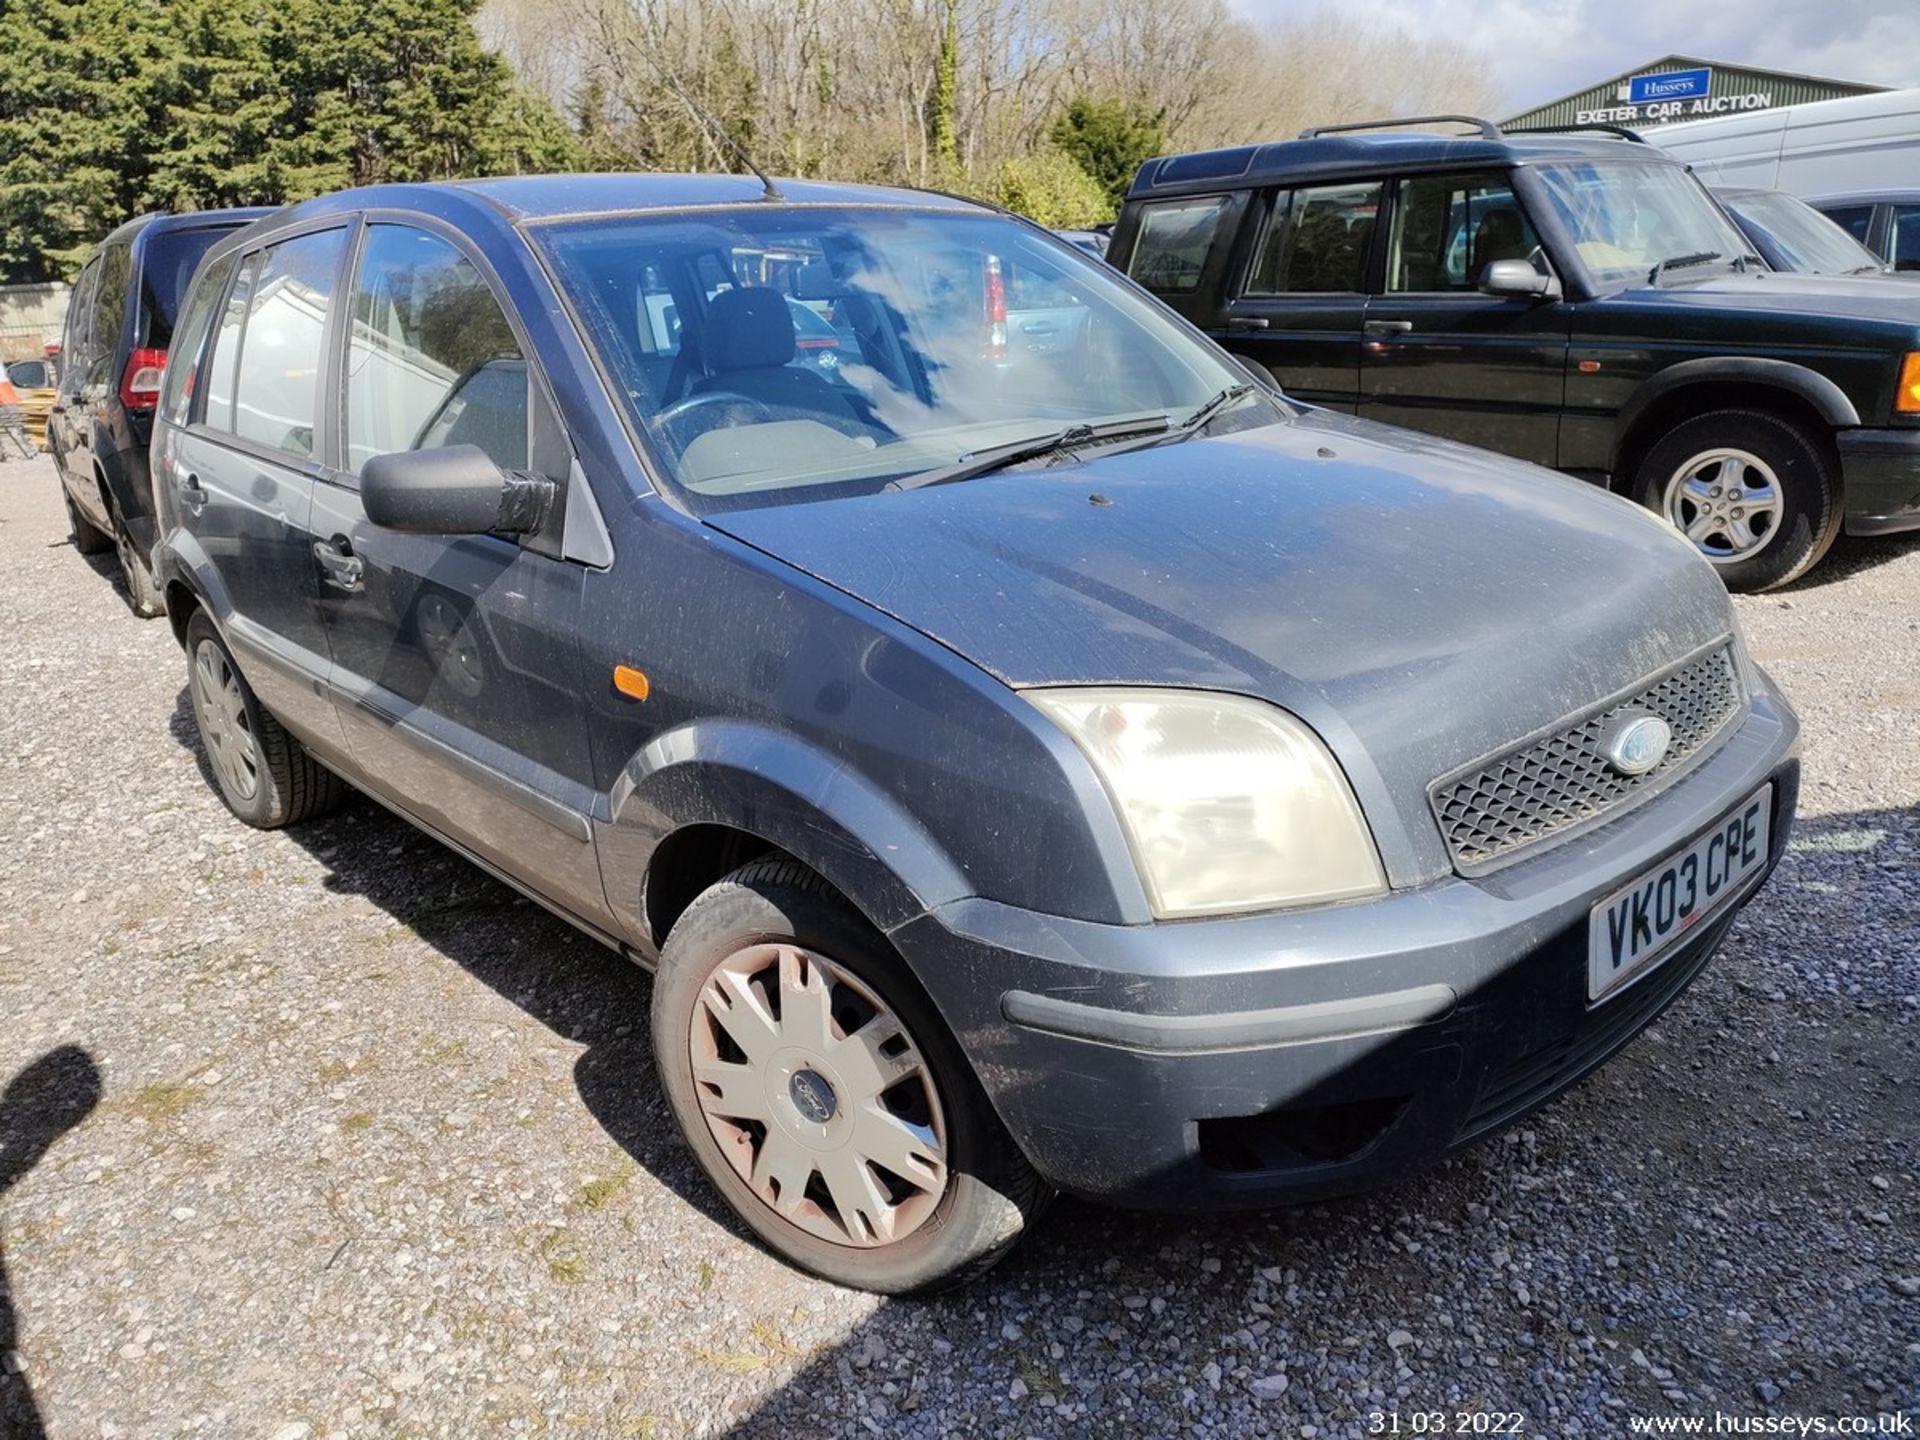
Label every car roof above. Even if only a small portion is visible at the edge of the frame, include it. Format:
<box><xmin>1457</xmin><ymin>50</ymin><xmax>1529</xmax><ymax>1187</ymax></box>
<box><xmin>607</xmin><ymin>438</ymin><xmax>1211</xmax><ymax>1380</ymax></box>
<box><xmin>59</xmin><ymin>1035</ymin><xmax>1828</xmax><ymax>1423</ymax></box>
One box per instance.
<box><xmin>268</xmin><ymin>173</ymin><xmax>990</xmax><ymax>227</ymax></box>
<box><xmin>1127</xmin><ymin>129</ymin><xmax>1665</xmax><ymax>199</ymax></box>
<box><xmin>99</xmin><ymin>208</ymin><xmax>276</xmax><ymax>249</ymax></box>
<box><xmin>1805</xmin><ymin>189</ymin><xmax>1920</xmax><ymax>206</ymax></box>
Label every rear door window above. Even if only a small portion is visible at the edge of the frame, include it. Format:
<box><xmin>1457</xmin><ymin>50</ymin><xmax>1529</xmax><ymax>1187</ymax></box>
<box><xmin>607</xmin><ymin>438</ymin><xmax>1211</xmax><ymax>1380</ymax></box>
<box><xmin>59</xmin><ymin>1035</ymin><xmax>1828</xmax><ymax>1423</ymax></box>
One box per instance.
<box><xmin>1250</xmin><ymin>182</ymin><xmax>1382</xmax><ymax>293</ymax></box>
<box><xmin>60</xmin><ymin>260</ymin><xmax>101</xmax><ymax>387</ymax></box>
<box><xmin>344</xmin><ymin>224</ymin><xmax>529</xmax><ymax>477</ymax></box>
<box><xmin>1127</xmin><ymin>196</ymin><xmax>1230</xmax><ymax>294</ymax></box>
<box><xmin>1891</xmin><ymin>205</ymin><xmax>1920</xmax><ymax>272</ymax></box>
<box><xmin>230</xmin><ymin>229</ymin><xmax>348</xmax><ymax>458</ymax></box>
<box><xmin>1387</xmin><ymin>173</ymin><xmax>1541</xmax><ymax>292</ymax></box>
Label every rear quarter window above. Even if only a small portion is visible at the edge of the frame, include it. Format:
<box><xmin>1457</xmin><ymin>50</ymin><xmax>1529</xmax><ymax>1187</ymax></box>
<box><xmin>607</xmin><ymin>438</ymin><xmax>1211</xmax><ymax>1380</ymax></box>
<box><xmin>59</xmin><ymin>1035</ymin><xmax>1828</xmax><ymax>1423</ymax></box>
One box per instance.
<box><xmin>1126</xmin><ymin>197</ymin><xmax>1230</xmax><ymax>295</ymax></box>
<box><xmin>92</xmin><ymin>243</ymin><xmax>133</xmax><ymax>377</ymax></box>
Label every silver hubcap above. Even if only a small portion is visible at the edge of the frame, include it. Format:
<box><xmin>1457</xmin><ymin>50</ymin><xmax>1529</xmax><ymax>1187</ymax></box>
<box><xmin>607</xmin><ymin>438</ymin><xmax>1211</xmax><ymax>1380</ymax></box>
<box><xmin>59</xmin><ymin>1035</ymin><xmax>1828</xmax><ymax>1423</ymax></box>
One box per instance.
<box><xmin>1663</xmin><ymin>448</ymin><xmax>1784</xmax><ymax>562</ymax></box>
<box><xmin>189</xmin><ymin>640</ymin><xmax>260</xmax><ymax>802</ymax></box>
<box><xmin>691</xmin><ymin>943</ymin><xmax>949</xmax><ymax>1248</ymax></box>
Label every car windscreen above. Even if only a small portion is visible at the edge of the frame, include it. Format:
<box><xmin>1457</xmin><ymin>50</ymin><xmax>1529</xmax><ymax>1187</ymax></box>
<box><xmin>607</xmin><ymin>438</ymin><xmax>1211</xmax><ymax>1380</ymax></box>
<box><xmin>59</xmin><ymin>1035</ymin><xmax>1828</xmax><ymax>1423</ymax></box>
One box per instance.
<box><xmin>536</xmin><ymin>206</ymin><xmax>1259</xmax><ymax>509</ymax></box>
<box><xmin>1725</xmin><ymin>191</ymin><xmax>1883</xmax><ymax>276</ymax></box>
<box><xmin>1532</xmin><ymin>161</ymin><xmax>1753</xmax><ymax>288</ymax></box>
<box><xmin>139</xmin><ymin>226</ymin><xmax>243</xmax><ymax>350</ymax></box>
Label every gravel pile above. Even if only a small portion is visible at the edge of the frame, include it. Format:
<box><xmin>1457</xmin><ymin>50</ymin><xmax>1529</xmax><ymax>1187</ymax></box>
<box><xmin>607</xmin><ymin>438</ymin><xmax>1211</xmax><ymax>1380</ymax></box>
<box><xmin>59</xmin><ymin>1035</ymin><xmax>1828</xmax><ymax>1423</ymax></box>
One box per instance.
<box><xmin>0</xmin><ymin>455</ymin><xmax>1913</xmax><ymax>1439</ymax></box>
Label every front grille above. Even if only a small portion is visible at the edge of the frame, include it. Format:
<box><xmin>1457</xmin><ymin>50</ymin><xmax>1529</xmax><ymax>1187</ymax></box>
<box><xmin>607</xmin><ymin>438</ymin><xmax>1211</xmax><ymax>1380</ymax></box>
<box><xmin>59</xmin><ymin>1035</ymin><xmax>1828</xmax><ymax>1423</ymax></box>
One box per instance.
<box><xmin>1431</xmin><ymin>645</ymin><xmax>1742</xmax><ymax>871</ymax></box>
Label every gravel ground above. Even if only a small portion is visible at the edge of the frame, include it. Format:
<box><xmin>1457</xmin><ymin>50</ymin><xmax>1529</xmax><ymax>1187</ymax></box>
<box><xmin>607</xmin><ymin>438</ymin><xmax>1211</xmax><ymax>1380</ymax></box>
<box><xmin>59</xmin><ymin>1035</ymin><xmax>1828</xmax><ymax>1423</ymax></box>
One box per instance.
<box><xmin>0</xmin><ymin>452</ymin><xmax>1914</xmax><ymax>1440</ymax></box>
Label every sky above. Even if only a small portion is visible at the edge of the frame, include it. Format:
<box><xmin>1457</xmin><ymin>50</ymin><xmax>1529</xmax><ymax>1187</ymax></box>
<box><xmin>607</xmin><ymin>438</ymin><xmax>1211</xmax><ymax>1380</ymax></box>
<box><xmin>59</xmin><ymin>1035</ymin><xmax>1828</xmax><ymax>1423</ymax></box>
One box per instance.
<box><xmin>1227</xmin><ymin>0</ymin><xmax>1920</xmax><ymax>114</ymax></box>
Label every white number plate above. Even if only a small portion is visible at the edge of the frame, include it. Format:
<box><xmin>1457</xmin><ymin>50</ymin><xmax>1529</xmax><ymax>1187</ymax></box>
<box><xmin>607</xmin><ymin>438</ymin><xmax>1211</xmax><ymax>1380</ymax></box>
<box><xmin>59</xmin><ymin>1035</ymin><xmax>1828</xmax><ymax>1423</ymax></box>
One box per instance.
<box><xmin>1587</xmin><ymin>785</ymin><xmax>1771</xmax><ymax>1003</ymax></box>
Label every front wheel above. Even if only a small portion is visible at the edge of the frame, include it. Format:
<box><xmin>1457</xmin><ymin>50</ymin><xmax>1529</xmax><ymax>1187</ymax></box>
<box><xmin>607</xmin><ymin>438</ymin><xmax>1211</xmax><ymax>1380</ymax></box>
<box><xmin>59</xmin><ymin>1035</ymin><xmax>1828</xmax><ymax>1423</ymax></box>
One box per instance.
<box><xmin>651</xmin><ymin>859</ymin><xmax>1047</xmax><ymax>1293</ymax></box>
<box><xmin>1632</xmin><ymin>409</ymin><xmax>1840</xmax><ymax>592</ymax></box>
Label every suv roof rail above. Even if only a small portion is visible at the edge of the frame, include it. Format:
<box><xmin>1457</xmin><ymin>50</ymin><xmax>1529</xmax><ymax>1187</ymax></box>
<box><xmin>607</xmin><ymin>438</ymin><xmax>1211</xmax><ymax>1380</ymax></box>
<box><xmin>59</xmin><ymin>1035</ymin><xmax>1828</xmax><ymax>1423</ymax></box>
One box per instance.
<box><xmin>1505</xmin><ymin>122</ymin><xmax>1649</xmax><ymax>144</ymax></box>
<box><xmin>1298</xmin><ymin>114</ymin><xmax>1503</xmax><ymax>141</ymax></box>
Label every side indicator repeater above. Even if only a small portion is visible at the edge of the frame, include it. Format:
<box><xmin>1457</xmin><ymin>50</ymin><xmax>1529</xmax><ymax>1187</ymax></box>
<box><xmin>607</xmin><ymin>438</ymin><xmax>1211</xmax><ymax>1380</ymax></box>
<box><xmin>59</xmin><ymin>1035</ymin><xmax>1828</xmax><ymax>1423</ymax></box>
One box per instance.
<box><xmin>612</xmin><ymin>665</ymin><xmax>651</xmax><ymax>701</ymax></box>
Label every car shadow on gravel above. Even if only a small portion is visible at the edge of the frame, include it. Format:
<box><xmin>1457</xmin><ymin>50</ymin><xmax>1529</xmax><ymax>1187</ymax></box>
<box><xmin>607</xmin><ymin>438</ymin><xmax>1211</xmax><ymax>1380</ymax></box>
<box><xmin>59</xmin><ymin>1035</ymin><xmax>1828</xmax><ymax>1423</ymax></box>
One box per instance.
<box><xmin>1778</xmin><ymin>530</ymin><xmax>1920</xmax><ymax>591</ymax></box>
<box><xmin>159</xmin><ymin>685</ymin><xmax>1916</xmax><ymax>1432</ymax></box>
<box><xmin>0</xmin><ymin>1047</ymin><xmax>104</xmax><ymax>1440</ymax></box>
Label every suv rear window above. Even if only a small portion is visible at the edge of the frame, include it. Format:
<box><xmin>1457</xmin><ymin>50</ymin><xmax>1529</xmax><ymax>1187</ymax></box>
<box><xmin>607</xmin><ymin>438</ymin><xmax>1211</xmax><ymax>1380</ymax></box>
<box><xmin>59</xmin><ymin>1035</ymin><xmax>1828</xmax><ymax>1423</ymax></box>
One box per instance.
<box><xmin>1127</xmin><ymin>197</ymin><xmax>1229</xmax><ymax>294</ymax></box>
<box><xmin>139</xmin><ymin>227</ymin><xmax>236</xmax><ymax>350</ymax></box>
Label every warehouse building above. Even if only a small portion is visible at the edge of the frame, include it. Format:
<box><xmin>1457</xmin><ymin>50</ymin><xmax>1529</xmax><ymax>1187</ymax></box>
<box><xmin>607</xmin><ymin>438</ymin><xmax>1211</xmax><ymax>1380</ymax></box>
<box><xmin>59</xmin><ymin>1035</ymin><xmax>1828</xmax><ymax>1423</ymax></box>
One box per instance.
<box><xmin>1504</xmin><ymin>55</ymin><xmax>1885</xmax><ymax>131</ymax></box>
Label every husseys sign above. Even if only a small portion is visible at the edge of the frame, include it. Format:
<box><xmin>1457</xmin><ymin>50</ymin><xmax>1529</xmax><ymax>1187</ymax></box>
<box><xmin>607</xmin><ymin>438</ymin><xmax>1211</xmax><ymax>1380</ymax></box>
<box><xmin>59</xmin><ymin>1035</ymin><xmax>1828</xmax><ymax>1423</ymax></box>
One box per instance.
<box><xmin>1578</xmin><ymin>68</ymin><xmax>1775</xmax><ymax>125</ymax></box>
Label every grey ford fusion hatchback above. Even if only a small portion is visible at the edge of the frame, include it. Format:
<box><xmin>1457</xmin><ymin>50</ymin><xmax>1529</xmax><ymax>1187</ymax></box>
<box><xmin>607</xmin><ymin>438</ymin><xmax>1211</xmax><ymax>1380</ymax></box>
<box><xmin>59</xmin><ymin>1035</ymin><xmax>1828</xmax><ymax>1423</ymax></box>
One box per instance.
<box><xmin>151</xmin><ymin>175</ymin><xmax>1800</xmax><ymax>1292</ymax></box>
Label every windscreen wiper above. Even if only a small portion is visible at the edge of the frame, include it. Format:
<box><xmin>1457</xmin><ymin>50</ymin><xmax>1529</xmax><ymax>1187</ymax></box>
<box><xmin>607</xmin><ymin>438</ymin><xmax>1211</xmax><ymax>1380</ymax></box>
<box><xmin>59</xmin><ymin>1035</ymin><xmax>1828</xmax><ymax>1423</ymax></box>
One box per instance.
<box><xmin>1174</xmin><ymin>382</ymin><xmax>1258</xmax><ymax>435</ymax></box>
<box><xmin>1647</xmin><ymin>250</ymin><xmax>1724</xmax><ymax>284</ymax></box>
<box><xmin>885</xmin><ymin>413</ymin><xmax>1172</xmax><ymax>492</ymax></box>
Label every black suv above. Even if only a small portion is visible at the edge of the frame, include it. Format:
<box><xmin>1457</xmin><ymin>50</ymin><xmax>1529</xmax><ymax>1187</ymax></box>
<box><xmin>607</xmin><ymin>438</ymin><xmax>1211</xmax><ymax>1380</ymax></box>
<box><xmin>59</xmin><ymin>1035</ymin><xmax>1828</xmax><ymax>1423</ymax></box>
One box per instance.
<box><xmin>1111</xmin><ymin>117</ymin><xmax>1920</xmax><ymax>591</ymax></box>
<box><xmin>48</xmin><ymin>209</ymin><xmax>268</xmax><ymax>613</ymax></box>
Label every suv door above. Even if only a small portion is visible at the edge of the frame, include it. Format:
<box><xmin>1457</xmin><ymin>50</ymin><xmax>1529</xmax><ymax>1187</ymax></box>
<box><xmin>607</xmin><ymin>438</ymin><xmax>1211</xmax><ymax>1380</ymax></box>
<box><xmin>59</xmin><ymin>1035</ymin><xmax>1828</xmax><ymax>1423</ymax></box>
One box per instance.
<box><xmin>1358</xmin><ymin>171</ymin><xmax>1569</xmax><ymax>465</ymax></box>
<box><xmin>311</xmin><ymin>221</ymin><xmax>608</xmax><ymax>925</ymax></box>
<box><xmin>170</xmin><ymin>226</ymin><xmax>351</xmax><ymax>754</ymax></box>
<box><xmin>48</xmin><ymin>256</ymin><xmax>102</xmax><ymax>520</ymax></box>
<box><xmin>1218</xmin><ymin>182</ymin><xmax>1380</xmax><ymax>412</ymax></box>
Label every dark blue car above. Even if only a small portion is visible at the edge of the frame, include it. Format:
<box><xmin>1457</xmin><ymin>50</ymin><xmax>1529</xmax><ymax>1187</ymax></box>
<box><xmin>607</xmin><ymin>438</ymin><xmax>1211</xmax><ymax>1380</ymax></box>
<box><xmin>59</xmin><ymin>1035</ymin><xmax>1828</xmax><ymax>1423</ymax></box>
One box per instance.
<box><xmin>151</xmin><ymin>175</ymin><xmax>1800</xmax><ymax>1292</ymax></box>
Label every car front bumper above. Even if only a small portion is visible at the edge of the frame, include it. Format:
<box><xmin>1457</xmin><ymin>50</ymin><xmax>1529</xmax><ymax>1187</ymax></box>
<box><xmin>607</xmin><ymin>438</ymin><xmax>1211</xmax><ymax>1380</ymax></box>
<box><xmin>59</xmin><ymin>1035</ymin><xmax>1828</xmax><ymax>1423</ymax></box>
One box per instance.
<box><xmin>1840</xmin><ymin>426</ymin><xmax>1920</xmax><ymax>536</ymax></box>
<box><xmin>890</xmin><ymin>680</ymin><xmax>1800</xmax><ymax>1211</ymax></box>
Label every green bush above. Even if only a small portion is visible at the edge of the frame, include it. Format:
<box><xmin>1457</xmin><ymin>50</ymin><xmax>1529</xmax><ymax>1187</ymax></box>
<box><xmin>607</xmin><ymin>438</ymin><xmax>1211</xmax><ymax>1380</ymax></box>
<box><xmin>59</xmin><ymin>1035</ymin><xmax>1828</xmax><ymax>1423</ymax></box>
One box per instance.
<box><xmin>996</xmin><ymin>151</ymin><xmax>1111</xmax><ymax>229</ymax></box>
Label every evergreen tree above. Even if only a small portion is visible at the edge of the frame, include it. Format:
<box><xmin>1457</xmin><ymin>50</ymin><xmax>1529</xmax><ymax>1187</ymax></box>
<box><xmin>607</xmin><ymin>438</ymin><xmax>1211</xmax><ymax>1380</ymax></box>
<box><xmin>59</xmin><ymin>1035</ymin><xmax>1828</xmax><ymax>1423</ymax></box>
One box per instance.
<box><xmin>0</xmin><ymin>0</ymin><xmax>176</xmax><ymax>279</ymax></box>
<box><xmin>1048</xmin><ymin>96</ymin><xmax>1166</xmax><ymax>210</ymax></box>
<box><xmin>0</xmin><ymin>0</ymin><xmax>582</xmax><ymax>281</ymax></box>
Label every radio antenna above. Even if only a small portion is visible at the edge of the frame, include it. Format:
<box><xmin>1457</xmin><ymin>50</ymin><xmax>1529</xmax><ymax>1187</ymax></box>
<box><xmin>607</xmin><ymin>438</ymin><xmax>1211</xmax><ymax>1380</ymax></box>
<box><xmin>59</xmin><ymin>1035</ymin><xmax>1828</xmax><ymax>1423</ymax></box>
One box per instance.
<box><xmin>616</xmin><ymin>33</ymin><xmax>785</xmax><ymax>201</ymax></box>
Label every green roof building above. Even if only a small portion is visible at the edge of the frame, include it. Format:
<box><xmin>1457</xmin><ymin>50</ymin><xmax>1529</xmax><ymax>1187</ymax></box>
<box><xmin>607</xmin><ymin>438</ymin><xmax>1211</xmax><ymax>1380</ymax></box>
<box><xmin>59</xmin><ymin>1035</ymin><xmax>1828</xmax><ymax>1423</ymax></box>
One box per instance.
<box><xmin>1504</xmin><ymin>55</ymin><xmax>1886</xmax><ymax>132</ymax></box>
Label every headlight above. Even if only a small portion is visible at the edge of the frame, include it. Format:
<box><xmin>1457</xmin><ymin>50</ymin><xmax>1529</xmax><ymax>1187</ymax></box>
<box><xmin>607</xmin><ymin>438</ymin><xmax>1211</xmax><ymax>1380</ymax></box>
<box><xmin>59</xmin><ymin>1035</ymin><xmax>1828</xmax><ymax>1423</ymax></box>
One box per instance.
<box><xmin>1027</xmin><ymin>688</ymin><xmax>1386</xmax><ymax>919</ymax></box>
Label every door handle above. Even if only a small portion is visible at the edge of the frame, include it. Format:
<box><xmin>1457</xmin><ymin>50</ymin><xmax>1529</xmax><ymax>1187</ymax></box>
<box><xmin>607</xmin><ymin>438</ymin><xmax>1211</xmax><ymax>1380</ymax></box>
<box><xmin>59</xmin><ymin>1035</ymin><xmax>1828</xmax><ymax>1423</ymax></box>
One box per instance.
<box><xmin>1226</xmin><ymin>315</ymin><xmax>1270</xmax><ymax>332</ymax></box>
<box><xmin>1363</xmin><ymin>319</ymin><xmax>1414</xmax><ymax>336</ymax></box>
<box><xmin>178</xmin><ymin>474</ymin><xmax>208</xmax><ymax>514</ymax></box>
<box><xmin>313</xmin><ymin>538</ymin><xmax>364</xmax><ymax>590</ymax></box>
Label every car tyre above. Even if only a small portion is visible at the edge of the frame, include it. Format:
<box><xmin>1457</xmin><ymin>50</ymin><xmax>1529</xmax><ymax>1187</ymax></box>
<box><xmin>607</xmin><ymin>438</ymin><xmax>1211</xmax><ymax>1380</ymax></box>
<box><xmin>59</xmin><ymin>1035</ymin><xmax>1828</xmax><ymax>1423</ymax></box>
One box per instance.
<box><xmin>652</xmin><ymin>858</ymin><xmax>1048</xmax><ymax>1293</ymax></box>
<box><xmin>184</xmin><ymin>610</ymin><xmax>343</xmax><ymax>828</ymax></box>
<box><xmin>63</xmin><ymin>486</ymin><xmax>113</xmax><ymax>556</ymax></box>
<box><xmin>1632</xmin><ymin>409</ymin><xmax>1840</xmax><ymax>592</ymax></box>
<box><xmin>110</xmin><ymin>504</ymin><xmax>164</xmax><ymax>618</ymax></box>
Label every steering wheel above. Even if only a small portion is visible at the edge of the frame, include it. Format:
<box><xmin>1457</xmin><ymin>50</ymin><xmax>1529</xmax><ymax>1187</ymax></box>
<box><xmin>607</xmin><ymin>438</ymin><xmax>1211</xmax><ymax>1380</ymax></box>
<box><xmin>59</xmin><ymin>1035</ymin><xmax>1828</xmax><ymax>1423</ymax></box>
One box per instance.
<box><xmin>654</xmin><ymin>390</ymin><xmax>775</xmax><ymax>449</ymax></box>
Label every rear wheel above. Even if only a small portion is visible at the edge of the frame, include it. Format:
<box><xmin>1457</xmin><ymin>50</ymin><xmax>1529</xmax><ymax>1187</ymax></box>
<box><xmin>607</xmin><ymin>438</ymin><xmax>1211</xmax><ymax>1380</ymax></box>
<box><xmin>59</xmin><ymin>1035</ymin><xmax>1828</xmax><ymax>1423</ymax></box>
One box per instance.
<box><xmin>1632</xmin><ymin>409</ymin><xmax>1840</xmax><ymax>592</ymax></box>
<box><xmin>652</xmin><ymin>859</ymin><xmax>1047</xmax><ymax>1293</ymax></box>
<box><xmin>63</xmin><ymin>486</ymin><xmax>112</xmax><ymax>556</ymax></box>
<box><xmin>184</xmin><ymin>611</ymin><xmax>343</xmax><ymax>828</ymax></box>
<box><xmin>110</xmin><ymin>503</ymin><xmax>163</xmax><ymax>618</ymax></box>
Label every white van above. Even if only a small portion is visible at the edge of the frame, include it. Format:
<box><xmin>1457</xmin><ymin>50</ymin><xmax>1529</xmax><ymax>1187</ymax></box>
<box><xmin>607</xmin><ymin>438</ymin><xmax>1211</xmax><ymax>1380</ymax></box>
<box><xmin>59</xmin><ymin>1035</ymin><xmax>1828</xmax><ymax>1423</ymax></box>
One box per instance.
<box><xmin>1644</xmin><ymin>88</ymin><xmax>1920</xmax><ymax>195</ymax></box>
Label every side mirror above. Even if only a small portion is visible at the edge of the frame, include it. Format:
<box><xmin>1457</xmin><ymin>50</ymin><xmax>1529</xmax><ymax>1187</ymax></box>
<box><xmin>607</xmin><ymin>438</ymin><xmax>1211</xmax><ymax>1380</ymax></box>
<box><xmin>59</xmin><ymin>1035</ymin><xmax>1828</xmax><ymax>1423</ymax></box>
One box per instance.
<box><xmin>1479</xmin><ymin>259</ymin><xmax>1562</xmax><ymax>301</ymax></box>
<box><xmin>361</xmin><ymin>445</ymin><xmax>554</xmax><ymax>535</ymax></box>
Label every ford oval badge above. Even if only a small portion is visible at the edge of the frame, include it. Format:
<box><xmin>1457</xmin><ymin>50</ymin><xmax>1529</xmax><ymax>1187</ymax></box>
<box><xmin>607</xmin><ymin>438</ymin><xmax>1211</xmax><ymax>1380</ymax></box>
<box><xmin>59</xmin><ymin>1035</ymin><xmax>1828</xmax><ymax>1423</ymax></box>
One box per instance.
<box><xmin>1604</xmin><ymin>714</ymin><xmax>1672</xmax><ymax>777</ymax></box>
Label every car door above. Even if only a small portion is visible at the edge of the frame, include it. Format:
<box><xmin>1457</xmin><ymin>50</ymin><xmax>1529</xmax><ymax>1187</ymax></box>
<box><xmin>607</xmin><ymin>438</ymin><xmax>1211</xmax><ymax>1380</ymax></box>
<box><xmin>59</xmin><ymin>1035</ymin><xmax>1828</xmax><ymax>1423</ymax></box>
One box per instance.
<box><xmin>310</xmin><ymin>220</ymin><xmax>609</xmax><ymax>925</ymax></box>
<box><xmin>47</xmin><ymin>257</ymin><xmax>101</xmax><ymax>515</ymax></box>
<box><xmin>168</xmin><ymin>226</ymin><xmax>350</xmax><ymax>754</ymax></box>
<box><xmin>1358</xmin><ymin>171</ymin><xmax>1569</xmax><ymax>465</ymax></box>
<box><xmin>1218</xmin><ymin>182</ymin><xmax>1380</xmax><ymax>412</ymax></box>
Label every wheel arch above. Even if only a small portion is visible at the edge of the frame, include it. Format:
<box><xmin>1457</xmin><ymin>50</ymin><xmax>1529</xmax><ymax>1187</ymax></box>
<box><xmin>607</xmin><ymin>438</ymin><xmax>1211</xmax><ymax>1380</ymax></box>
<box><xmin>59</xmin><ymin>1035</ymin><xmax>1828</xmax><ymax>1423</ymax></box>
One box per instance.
<box><xmin>608</xmin><ymin>719</ymin><xmax>975</xmax><ymax>959</ymax></box>
<box><xmin>1609</xmin><ymin>361</ymin><xmax>1853</xmax><ymax>494</ymax></box>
